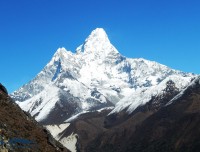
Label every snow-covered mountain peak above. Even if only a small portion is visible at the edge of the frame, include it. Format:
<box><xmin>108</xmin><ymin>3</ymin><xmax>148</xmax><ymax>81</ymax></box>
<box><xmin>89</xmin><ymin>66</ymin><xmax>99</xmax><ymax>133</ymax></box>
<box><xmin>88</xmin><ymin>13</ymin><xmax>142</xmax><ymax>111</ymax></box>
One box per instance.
<box><xmin>12</xmin><ymin>28</ymin><xmax>196</xmax><ymax>127</ymax></box>
<box><xmin>49</xmin><ymin>47</ymin><xmax>75</xmax><ymax>68</ymax></box>
<box><xmin>76</xmin><ymin>28</ymin><xmax>119</xmax><ymax>58</ymax></box>
<box><xmin>88</xmin><ymin>28</ymin><xmax>109</xmax><ymax>41</ymax></box>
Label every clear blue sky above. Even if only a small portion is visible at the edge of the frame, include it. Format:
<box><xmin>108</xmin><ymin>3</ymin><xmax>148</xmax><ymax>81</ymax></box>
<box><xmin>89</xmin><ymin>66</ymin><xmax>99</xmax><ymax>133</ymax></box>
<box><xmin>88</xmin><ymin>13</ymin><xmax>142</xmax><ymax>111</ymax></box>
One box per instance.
<box><xmin>0</xmin><ymin>0</ymin><xmax>200</xmax><ymax>93</ymax></box>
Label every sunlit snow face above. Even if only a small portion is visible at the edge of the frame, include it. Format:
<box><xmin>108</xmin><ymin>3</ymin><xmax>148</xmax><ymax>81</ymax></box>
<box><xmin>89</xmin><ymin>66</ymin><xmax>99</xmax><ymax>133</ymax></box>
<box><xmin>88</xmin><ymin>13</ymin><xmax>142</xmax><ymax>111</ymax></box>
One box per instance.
<box><xmin>81</xmin><ymin>102</ymin><xmax>90</xmax><ymax>110</ymax></box>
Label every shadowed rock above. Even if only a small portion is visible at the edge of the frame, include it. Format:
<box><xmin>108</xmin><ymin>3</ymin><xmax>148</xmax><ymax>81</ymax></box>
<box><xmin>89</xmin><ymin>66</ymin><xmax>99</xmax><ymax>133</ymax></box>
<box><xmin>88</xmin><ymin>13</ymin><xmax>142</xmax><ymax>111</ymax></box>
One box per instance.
<box><xmin>0</xmin><ymin>83</ymin><xmax>8</xmax><ymax>94</ymax></box>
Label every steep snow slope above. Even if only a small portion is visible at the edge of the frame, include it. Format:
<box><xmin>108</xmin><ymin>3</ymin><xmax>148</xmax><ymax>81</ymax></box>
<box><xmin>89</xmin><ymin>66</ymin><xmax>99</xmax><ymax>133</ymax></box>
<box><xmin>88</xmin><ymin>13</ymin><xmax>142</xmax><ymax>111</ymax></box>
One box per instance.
<box><xmin>12</xmin><ymin>28</ymin><xmax>195</xmax><ymax>123</ymax></box>
<box><xmin>45</xmin><ymin>123</ymin><xmax>78</xmax><ymax>152</ymax></box>
<box><xmin>110</xmin><ymin>75</ymin><xmax>193</xmax><ymax>114</ymax></box>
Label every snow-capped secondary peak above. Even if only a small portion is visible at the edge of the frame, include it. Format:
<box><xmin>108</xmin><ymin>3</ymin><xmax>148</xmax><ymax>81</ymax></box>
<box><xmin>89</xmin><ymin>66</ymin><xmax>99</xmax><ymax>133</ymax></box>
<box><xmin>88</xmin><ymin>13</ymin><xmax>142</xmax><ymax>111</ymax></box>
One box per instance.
<box><xmin>76</xmin><ymin>28</ymin><xmax>119</xmax><ymax>57</ymax></box>
<box><xmin>52</xmin><ymin>47</ymin><xmax>70</xmax><ymax>60</ymax></box>
<box><xmin>54</xmin><ymin>47</ymin><xmax>67</xmax><ymax>56</ymax></box>
<box><xmin>50</xmin><ymin>47</ymin><xmax>75</xmax><ymax>68</ymax></box>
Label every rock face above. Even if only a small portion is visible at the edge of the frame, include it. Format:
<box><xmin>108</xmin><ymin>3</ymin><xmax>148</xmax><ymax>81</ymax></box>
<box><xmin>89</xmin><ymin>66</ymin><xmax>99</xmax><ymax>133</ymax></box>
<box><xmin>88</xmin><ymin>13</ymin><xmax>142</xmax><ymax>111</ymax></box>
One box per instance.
<box><xmin>0</xmin><ymin>85</ymin><xmax>69</xmax><ymax>152</ymax></box>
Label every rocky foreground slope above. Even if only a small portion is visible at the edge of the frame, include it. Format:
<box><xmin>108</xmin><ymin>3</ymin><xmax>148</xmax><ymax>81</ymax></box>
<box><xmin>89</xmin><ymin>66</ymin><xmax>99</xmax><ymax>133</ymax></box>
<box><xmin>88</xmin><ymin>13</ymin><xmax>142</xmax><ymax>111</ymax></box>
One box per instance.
<box><xmin>0</xmin><ymin>84</ymin><xmax>68</xmax><ymax>152</ymax></box>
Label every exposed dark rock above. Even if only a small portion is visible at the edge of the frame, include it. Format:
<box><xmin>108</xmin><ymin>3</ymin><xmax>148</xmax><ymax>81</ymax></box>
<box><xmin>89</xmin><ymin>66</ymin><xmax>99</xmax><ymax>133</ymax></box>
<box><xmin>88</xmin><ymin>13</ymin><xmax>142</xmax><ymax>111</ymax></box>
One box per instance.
<box><xmin>0</xmin><ymin>83</ymin><xmax>8</xmax><ymax>94</ymax></box>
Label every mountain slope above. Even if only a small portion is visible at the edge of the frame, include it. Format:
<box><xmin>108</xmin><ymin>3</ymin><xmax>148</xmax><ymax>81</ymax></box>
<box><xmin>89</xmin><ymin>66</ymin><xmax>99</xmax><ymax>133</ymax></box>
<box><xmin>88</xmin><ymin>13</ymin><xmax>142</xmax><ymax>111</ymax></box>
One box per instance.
<box><xmin>55</xmin><ymin>77</ymin><xmax>198</xmax><ymax>151</ymax></box>
<box><xmin>0</xmin><ymin>84</ymin><xmax>68</xmax><ymax>152</ymax></box>
<box><xmin>84</xmin><ymin>76</ymin><xmax>200</xmax><ymax>152</ymax></box>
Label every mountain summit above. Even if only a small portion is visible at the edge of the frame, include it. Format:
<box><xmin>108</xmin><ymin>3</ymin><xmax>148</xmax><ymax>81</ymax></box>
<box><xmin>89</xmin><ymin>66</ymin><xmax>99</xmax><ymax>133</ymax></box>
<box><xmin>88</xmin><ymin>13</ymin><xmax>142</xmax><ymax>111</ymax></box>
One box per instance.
<box><xmin>76</xmin><ymin>28</ymin><xmax>119</xmax><ymax>58</ymax></box>
<box><xmin>11</xmin><ymin>28</ymin><xmax>195</xmax><ymax>150</ymax></box>
<box><xmin>85</xmin><ymin>28</ymin><xmax>109</xmax><ymax>43</ymax></box>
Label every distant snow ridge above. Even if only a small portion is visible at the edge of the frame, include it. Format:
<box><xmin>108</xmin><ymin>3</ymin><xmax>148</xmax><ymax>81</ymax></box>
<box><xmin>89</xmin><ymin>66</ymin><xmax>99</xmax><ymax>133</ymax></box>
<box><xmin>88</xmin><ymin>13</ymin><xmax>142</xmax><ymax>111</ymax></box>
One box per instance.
<box><xmin>11</xmin><ymin>28</ymin><xmax>195</xmax><ymax>124</ymax></box>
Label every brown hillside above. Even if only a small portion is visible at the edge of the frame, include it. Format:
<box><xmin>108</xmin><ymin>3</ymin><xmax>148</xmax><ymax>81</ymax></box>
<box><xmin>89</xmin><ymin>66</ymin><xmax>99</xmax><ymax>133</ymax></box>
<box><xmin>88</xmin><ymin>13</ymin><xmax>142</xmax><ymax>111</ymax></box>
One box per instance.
<box><xmin>0</xmin><ymin>85</ymin><xmax>69</xmax><ymax>152</ymax></box>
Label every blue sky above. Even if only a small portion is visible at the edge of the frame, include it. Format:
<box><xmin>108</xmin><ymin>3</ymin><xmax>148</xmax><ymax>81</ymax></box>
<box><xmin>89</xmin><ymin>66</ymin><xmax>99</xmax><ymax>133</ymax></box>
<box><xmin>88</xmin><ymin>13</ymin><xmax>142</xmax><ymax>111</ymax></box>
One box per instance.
<box><xmin>0</xmin><ymin>0</ymin><xmax>200</xmax><ymax>93</ymax></box>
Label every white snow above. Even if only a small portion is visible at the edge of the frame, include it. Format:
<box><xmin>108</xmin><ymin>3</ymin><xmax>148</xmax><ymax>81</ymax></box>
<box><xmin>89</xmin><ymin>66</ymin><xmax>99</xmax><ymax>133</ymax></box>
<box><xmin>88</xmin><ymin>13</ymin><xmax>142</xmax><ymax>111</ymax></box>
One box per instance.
<box><xmin>45</xmin><ymin>123</ymin><xmax>70</xmax><ymax>140</ymax></box>
<box><xmin>45</xmin><ymin>123</ymin><xmax>78</xmax><ymax>152</ymax></box>
<box><xmin>17</xmin><ymin>85</ymin><xmax>61</xmax><ymax>121</ymax></box>
<box><xmin>65</xmin><ymin>111</ymin><xmax>89</xmax><ymax>122</ymax></box>
<box><xmin>59</xmin><ymin>133</ymin><xmax>78</xmax><ymax>152</ymax></box>
<box><xmin>97</xmin><ymin>106</ymin><xmax>114</xmax><ymax>112</ymax></box>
